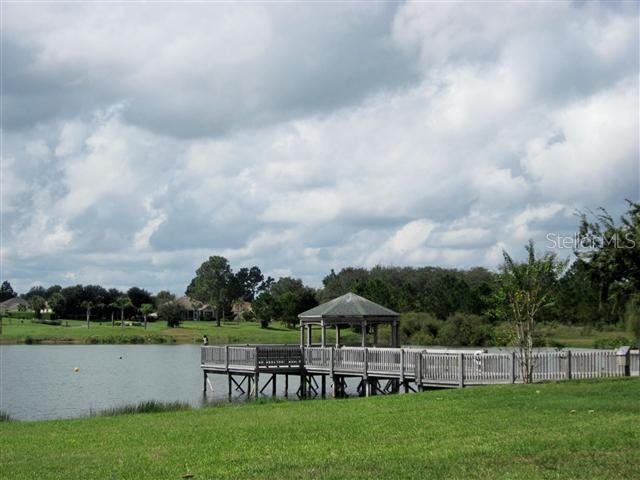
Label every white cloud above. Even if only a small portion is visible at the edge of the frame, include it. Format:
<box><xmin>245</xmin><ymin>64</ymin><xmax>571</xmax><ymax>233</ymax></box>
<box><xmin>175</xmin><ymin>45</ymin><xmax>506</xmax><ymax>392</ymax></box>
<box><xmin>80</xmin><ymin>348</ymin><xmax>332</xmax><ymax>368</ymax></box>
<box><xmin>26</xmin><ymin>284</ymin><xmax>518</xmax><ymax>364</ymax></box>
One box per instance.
<box><xmin>1</xmin><ymin>2</ymin><xmax>637</xmax><ymax>293</ymax></box>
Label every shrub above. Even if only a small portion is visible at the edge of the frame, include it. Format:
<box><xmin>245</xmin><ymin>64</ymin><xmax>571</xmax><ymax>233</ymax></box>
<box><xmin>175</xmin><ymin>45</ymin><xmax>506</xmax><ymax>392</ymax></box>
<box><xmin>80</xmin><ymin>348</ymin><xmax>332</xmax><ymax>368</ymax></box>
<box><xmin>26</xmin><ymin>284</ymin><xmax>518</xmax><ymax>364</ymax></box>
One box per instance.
<box><xmin>400</xmin><ymin>312</ymin><xmax>443</xmax><ymax>343</ymax></box>
<box><xmin>0</xmin><ymin>411</ymin><xmax>13</xmax><ymax>422</ymax></box>
<box><xmin>593</xmin><ymin>336</ymin><xmax>633</xmax><ymax>349</ymax></box>
<box><xmin>408</xmin><ymin>330</ymin><xmax>436</xmax><ymax>346</ymax></box>
<box><xmin>96</xmin><ymin>400</ymin><xmax>191</xmax><ymax>417</ymax></box>
<box><xmin>158</xmin><ymin>302</ymin><xmax>185</xmax><ymax>328</ymax></box>
<box><xmin>436</xmin><ymin>313</ymin><xmax>493</xmax><ymax>347</ymax></box>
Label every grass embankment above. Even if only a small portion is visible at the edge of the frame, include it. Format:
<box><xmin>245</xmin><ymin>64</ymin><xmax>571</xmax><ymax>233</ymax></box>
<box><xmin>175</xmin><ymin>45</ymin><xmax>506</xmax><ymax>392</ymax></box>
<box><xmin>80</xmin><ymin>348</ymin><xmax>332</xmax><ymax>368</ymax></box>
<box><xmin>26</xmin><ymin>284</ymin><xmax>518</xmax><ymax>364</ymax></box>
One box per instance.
<box><xmin>0</xmin><ymin>319</ymin><xmax>359</xmax><ymax>345</ymax></box>
<box><xmin>1</xmin><ymin>378</ymin><xmax>638</xmax><ymax>479</ymax></box>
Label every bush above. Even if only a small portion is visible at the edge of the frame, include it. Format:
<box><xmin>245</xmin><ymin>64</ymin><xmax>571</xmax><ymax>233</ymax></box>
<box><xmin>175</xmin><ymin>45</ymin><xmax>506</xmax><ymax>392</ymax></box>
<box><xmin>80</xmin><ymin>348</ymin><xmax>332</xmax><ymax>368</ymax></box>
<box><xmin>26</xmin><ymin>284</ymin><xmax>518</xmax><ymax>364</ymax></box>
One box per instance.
<box><xmin>158</xmin><ymin>302</ymin><xmax>185</xmax><ymax>328</ymax></box>
<box><xmin>0</xmin><ymin>411</ymin><xmax>13</xmax><ymax>422</ymax></box>
<box><xmin>400</xmin><ymin>312</ymin><xmax>443</xmax><ymax>342</ymax></box>
<box><xmin>31</xmin><ymin>318</ymin><xmax>61</xmax><ymax>326</ymax></box>
<box><xmin>407</xmin><ymin>330</ymin><xmax>436</xmax><ymax>346</ymax></box>
<box><xmin>593</xmin><ymin>336</ymin><xmax>634</xmax><ymax>349</ymax></box>
<box><xmin>239</xmin><ymin>310</ymin><xmax>256</xmax><ymax>322</ymax></box>
<box><xmin>436</xmin><ymin>313</ymin><xmax>493</xmax><ymax>347</ymax></box>
<box><xmin>95</xmin><ymin>400</ymin><xmax>191</xmax><ymax>417</ymax></box>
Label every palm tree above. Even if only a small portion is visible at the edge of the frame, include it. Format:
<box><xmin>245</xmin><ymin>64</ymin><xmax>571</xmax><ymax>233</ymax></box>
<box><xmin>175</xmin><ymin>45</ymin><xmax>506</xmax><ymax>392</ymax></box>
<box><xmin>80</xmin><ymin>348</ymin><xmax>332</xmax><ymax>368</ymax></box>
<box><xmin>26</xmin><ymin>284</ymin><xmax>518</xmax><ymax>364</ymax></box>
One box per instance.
<box><xmin>114</xmin><ymin>296</ymin><xmax>133</xmax><ymax>329</ymax></box>
<box><xmin>80</xmin><ymin>301</ymin><xmax>93</xmax><ymax>329</ymax></box>
<box><xmin>139</xmin><ymin>303</ymin><xmax>154</xmax><ymax>330</ymax></box>
<box><xmin>108</xmin><ymin>302</ymin><xmax>117</xmax><ymax>327</ymax></box>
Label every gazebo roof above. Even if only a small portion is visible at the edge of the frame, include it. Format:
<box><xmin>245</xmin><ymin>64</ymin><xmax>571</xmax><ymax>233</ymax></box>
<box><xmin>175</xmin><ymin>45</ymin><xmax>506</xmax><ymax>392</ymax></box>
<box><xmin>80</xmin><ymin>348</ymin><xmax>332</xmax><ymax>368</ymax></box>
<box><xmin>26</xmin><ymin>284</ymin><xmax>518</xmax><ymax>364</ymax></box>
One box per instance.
<box><xmin>298</xmin><ymin>292</ymin><xmax>399</xmax><ymax>324</ymax></box>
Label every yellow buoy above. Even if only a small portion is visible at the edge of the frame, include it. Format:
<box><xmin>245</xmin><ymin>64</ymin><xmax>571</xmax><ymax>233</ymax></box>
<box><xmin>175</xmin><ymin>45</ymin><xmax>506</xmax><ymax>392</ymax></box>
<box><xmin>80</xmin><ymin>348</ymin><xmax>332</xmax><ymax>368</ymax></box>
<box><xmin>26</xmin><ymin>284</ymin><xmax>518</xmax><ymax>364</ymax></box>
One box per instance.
<box><xmin>74</xmin><ymin>367</ymin><xmax>80</xmax><ymax>372</ymax></box>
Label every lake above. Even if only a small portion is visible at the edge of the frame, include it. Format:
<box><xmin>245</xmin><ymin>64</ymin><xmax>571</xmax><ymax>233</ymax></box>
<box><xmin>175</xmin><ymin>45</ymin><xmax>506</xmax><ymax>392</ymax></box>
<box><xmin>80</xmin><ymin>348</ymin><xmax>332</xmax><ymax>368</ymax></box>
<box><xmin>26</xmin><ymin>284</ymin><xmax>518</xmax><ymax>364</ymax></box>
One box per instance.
<box><xmin>1</xmin><ymin>344</ymin><xmax>610</xmax><ymax>421</ymax></box>
<box><xmin>1</xmin><ymin>344</ymin><xmax>306</xmax><ymax>421</ymax></box>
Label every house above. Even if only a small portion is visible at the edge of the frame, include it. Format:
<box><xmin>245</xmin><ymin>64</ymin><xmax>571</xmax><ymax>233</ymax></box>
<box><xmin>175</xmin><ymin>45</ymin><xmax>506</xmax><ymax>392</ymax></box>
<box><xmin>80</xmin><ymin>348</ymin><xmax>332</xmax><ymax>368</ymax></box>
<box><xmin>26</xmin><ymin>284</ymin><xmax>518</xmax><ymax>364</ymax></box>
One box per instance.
<box><xmin>231</xmin><ymin>300</ymin><xmax>252</xmax><ymax>319</ymax></box>
<box><xmin>0</xmin><ymin>297</ymin><xmax>30</xmax><ymax>312</ymax></box>
<box><xmin>175</xmin><ymin>296</ymin><xmax>217</xmax><ymax>321</ymax></box>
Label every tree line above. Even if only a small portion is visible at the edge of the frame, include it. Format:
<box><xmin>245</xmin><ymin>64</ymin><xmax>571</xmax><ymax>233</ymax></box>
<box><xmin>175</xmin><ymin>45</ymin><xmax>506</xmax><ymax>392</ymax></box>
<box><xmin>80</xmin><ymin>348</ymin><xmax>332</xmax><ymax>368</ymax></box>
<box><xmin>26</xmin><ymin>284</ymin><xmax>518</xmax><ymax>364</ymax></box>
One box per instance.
<box><xmin>2</xmin><ymin>200</ymin><xmax>638</xmax><ymax>351</ymax></box>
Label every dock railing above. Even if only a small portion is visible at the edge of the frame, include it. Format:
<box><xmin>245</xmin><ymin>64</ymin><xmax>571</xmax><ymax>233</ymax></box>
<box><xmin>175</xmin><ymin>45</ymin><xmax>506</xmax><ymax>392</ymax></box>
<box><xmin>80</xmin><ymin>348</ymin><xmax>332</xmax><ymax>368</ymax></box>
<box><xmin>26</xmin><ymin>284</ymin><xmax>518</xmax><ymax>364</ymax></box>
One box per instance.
<box><xmin>202</xmin><ymin>345</ymin><xmax>640</xmax><ymax>386</ymax></box>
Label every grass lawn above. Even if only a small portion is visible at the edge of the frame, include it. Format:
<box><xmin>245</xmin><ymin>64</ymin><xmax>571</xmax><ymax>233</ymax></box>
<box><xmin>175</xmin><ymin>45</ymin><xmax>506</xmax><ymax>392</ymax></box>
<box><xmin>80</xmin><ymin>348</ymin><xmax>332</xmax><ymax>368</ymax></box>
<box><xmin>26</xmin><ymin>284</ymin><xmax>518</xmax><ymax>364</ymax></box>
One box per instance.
<box><xmin>0</xmin><ymin>318</ymin><xmax>359</xmax><ymax>345</ymax></box>
<box><xmin>0</xmin><ymin>316</ymin><xmax>631</xmax><ymax>348</ymax></box>
<box><xmin>1</xmin><ymin>378</ymin><xmax>638</xmax><ymax>479</ymax></box>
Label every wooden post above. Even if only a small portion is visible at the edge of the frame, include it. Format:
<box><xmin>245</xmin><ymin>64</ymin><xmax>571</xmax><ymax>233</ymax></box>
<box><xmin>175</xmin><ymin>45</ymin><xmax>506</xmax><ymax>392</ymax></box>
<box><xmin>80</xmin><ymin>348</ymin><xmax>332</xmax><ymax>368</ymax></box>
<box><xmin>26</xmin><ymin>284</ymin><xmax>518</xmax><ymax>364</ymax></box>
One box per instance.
<box><xmin>224</xmin><ymin>345</ymin><xmax>229</xmax><ymax>370</ymax></box>
<box><xmin>361</xmin><ymin>320</ymin><xmax>367</xmax><ymax>347</ymax></box>
<box><xmin>307</xmin><ymin>325</ymin><xmax>312</xmax><ymax>347</ymax></box>
<box><xmin>227</xmin><ymin>374</ymin><xmax>232</xmax><ymax>399</ymax></box>
<box><xmin>392</xmin><ymin>320</ymin><xmax>398</xmax><ymax>347</ymax></box>
<box><xmin>284</xmin><ymin>374</ymin><xmax>289</xmax><ymax>397</ymax></box>
<box><xmin>458</xmin><ymin>353</ymin><xmax>465</xmax><ymax>388</ymax></box>
<box><xmin>272</xmin><ymin>374</ymin><xmax>277</xmax><ymax>397</ymax></box>
<box><xmin>321</xmin><ymin>375</ymin><xmax>326</xmax><ymax>397</ymax></box>
<box><xmin>399</xmin><ymin>348</ymin><xmax>405</xmax><ymax>390</ymax></box>
<box><xmin>203</xmin><ymin>372</ymin><xmax>207</xmax><ymax>393</ymax></box>
<box><xmin>363</xmin><ymin>347</ymin><xmax>369</xmax><ymax>396</ymax></box>
<box><xmin>416</xmin><ymin>353</ymin><xmax>423</xmax><ymax>391</ymax></box>
<box><xmin>335</xmin><ymin>326</ymin><xmax>341</xmax><ymax>347</ymax></box>
<box><xmin>332</xmin><ymin>376</ymin><xmax>338</xmax><ymax>398</ymax></box>
<box><xmin>299</xmin><ymin>324</ymin><xmax>304</xmax><ymax>347</ymax></box>
<box><xmin>566</xmin><ymin>350</ymin><xmax>572</xmax><ymax>380</ymax></box>
<box><xmin>321</xmin><ymin>322</ymin><xmax>326</xmax><ymax>347</ymax></box>
<box><xmin>330</xmin><ymin>347</ymin><xmax>335</xmax><ymax>376</ymax></box>
<box><xmin>510</xmin><ymin>351</ymin><xmax>516</xmax><ymax>383</ymax></box>
<box><xmin>373</xmin><ymin>324</ymin><xmax>378</xmax><ymax>347</ymax></box>
<box><xmin>253</xmin><ymin>373</ymin><xmax>259</xmax><ymax>399</ymax></box>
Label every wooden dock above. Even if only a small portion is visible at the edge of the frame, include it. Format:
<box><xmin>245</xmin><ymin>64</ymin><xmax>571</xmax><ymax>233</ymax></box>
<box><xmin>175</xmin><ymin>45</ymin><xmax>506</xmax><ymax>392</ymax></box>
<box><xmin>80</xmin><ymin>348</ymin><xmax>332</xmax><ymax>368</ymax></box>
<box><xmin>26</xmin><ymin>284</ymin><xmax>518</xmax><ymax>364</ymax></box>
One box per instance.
<box><xmin>201</xmin><ymin>345</ymin><xmax>640</xmax><ymax>399</ymax></box>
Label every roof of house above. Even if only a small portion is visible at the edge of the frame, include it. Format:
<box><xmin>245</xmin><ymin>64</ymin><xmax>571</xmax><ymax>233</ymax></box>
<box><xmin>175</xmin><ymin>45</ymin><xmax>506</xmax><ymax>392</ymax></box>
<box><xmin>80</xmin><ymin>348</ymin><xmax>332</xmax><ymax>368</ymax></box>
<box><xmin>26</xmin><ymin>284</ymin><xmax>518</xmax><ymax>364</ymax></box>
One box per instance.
<box><xmin>175</xmin><ymin>296</ymin><xmax>213</xmax><ymax>311</ymax></box>
<box><xmin>298</xmin><ymin>292</ymin><xmax>399</xmax><ymax>322</ymax></box>
<box><xmin>0</xmin><ymin>297</ymin><xmax>30</xmax><ymax>310</ymax></box>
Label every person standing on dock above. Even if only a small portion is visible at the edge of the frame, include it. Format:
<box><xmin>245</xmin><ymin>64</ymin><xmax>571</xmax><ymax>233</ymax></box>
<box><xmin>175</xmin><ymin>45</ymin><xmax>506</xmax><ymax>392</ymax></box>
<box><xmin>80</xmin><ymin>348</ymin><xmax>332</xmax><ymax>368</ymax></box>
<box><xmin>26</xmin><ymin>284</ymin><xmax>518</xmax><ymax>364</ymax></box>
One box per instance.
<box><xmin>203</xmin><ymin>335</ymin><xmax>209</xmax><ymax>346</ymax></box>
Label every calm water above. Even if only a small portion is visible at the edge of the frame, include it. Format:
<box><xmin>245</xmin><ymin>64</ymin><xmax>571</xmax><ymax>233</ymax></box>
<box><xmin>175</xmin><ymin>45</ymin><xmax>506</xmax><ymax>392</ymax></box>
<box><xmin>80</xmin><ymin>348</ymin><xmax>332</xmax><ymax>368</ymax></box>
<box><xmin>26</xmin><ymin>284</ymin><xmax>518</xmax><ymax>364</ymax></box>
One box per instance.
<box><xmin>0</xmin><ymin>344</ymin><xmax>304</xmax><ymax>421</ymax></box>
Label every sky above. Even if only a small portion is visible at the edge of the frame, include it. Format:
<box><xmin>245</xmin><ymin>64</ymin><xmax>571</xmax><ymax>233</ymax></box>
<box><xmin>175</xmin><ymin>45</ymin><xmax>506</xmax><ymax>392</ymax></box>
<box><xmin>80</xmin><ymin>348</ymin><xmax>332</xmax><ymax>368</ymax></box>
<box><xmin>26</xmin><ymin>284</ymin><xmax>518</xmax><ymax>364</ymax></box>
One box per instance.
<box><xmin>1</xmin><ymin>1</ymin><xmax>638</xmax><ymax>295</ymax></box>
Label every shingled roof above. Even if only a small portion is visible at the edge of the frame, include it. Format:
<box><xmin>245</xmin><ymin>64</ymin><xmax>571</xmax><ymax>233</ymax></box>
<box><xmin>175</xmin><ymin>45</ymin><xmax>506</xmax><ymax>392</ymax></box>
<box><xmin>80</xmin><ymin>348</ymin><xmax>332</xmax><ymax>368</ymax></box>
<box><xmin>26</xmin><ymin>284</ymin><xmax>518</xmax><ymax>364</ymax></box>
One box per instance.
<box><xmin>298</xmin><ymin>292</ymin><xmax>399</xmax><ymax>319</ymax></box>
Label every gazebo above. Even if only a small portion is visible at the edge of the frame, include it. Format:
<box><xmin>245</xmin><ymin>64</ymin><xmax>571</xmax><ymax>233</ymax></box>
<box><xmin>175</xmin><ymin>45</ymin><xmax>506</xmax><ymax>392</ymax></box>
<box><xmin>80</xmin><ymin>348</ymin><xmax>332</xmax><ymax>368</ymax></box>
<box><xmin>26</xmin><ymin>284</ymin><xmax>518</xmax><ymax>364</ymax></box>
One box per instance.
<box><xmin>298</xmin><ymin>292</ymin><xmax>401</xmax><ymax>348</ymax></box>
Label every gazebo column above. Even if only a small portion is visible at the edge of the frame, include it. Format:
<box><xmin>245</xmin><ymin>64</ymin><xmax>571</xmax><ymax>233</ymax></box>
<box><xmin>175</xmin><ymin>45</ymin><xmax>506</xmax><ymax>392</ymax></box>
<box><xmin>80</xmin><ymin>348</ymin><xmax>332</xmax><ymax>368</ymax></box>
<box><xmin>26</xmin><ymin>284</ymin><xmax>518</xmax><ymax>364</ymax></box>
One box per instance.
<box><xmin>321</xmin><ymin>321</ymin><xmax>326</xmax><ymax>347</ymax></box>
<box><xmin>361</xmin><ymin>319</ymin><xmax>367</xmax><ymax>347</ymax></box>
<box><xmin>300</xmin><ymin>323</ymin><xmax>304</xmax><ymax>347</ymax></box>
<box><xmin>373</xmin><ymin>324</ymin><xmax>378</xmax><ymax>347</ymax></box>
<box><xmin>307</xmin><ymin>325</ymin><xmax>312</xmax><ymax>347</ymax></box>
<box><xmin>391</xmin><ymin>320</ymin><xmax>399</xmax><ymax>347</ymax></box>
<box><xmin>335</xmin><ymin>326</ymin><xmax>341</xmax><ymax>347</ymax></box>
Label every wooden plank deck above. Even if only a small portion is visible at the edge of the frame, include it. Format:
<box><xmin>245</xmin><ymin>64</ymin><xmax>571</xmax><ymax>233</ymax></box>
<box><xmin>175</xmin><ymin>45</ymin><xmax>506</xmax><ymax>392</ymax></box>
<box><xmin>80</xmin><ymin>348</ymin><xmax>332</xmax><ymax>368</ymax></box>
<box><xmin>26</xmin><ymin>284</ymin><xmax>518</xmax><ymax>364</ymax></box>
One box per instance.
<box><xmin>201</xmin><ymin>345</ymin><xmax>639</xmax><ymax>397</ymax></box>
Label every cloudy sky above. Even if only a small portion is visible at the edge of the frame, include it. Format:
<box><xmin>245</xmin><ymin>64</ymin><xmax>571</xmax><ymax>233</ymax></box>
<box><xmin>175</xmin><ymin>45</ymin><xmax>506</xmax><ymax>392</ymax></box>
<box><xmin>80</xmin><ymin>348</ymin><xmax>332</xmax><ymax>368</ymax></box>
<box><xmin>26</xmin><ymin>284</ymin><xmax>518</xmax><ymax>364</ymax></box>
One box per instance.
<box><xmin>1</xmin><ymin>1</ymin><xmax>638</xmax><ymax>295</ymax></box>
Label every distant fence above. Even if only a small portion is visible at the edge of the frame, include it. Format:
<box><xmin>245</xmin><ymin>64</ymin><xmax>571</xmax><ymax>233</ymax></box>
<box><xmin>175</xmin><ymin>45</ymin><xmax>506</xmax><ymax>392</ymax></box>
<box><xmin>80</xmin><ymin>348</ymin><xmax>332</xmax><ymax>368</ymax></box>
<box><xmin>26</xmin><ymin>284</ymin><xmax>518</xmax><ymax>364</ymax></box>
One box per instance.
<box><xmin>202</xmin><ymin>346</ymin><xmax>640</xmax><ymax>387</ymax></box>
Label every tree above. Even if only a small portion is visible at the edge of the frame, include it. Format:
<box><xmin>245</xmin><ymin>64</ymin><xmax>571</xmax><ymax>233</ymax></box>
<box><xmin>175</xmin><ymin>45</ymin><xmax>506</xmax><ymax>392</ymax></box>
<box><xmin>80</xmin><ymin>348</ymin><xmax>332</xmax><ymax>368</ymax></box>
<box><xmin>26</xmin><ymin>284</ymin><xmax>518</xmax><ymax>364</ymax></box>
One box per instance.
<box><xmin>154</xmin><ymin>290</ymin><xmax>176</xmax><ymax>308</ymax></box>
<box><xmin>48</xmin><ymin>292</ymin><xmax>66</xmax><ymax>319</ymax></box>
<box><xmin>253</xmin><ymin>277</ymin><xmax>318</xmax><ymax>328</ymax></box>
<box><xmin>188</xmin><ymin>256</ymin><xmax>234</xmax><ymax>327</ymax></box>
<box><xmin>80</xmin><ymin>301</ymin><xmax>93</xmax><ymax>329</ymax></box>
<box><xmin>494</xmin><ymin>241</ymin><xmax>568</xmax><ymax>383</ymax></box>
<box><xmin>23</xmin><ymin>285</ymin><xmax>47</xmax><ymax>301</ymax></box>
<box><xmin>140</xmin><ymin>303</ymin><xmax>154</xmax><ymax>330</ymax></box>
<box><xmin>0</xmin><ymin>281</ymin><xmax>17</xmax><ymax>302</ymax></box>
<box><xmin>234</xmin><ymin>266</ymin><xmax>265</xmax><ymax>301</ymax></box>
<box><xmin>158</xmin><ymin>302</ymin><xmax>185</xmax><ymax>328</ymax></box>
<box><xmin>114</xmin><ymin>296</ymin><xmax>133</xmax><ymax>329</ymax></box>
<box><xmin>252</xmin><ymin>292</ymin><xmax>276</xmax><ymax>328</ymax></box>
<box><xmin>575</xmin><ymin>200</ymin><xmax>640</xmax><ymax>323</ymax></box>
<box><xmin>127</xmin><ymin>287</ymin><xmax>153</xmax><ymax>309</ymax></box>
<box><xmin>29</xmin><ymin>296</ymin><xmax>46</xmax><ymax>320</ymax></box>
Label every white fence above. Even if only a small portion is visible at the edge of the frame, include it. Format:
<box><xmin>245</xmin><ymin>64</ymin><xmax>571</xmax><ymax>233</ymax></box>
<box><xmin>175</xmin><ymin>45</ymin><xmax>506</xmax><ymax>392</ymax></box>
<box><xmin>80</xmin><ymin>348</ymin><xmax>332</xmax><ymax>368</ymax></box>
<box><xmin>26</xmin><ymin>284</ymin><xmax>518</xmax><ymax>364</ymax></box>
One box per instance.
<box><xmin>202</xmin><ymin>346</ymin><xmax>639</xmax><ymax>386</ymax></box>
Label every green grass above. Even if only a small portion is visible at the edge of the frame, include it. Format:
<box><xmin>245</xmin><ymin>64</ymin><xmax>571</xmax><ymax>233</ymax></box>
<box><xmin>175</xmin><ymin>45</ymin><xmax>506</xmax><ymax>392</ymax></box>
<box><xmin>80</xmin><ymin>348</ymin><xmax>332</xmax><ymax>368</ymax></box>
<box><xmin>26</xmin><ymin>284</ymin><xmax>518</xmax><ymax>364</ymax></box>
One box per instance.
<box><xmin>538</xmin><ymin>323</ymin><xmax>632</xmax><ymax>348</ymax></box>
<box><xmin>0</xmin><ymin>318</ymin><xmax>359</xmax><ymax>345</ymax></box>
<box><xmin>1</xmin><ymin>378</ymin><xmax>638</xmax><ymax>479</ymax></box>
<box><xmin>1</xmin><ymin>316</ymin><xmax>631</xmax><ymax>348</ymax></box>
